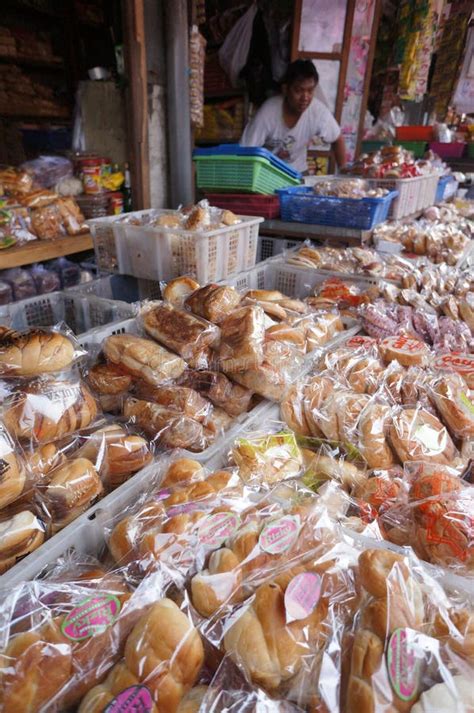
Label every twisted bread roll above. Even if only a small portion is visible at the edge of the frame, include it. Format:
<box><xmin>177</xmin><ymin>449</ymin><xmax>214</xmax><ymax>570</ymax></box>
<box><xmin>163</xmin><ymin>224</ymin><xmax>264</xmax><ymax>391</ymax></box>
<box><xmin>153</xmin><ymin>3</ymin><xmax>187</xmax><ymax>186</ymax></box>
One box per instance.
<box><xmin>0</xmin><ymin>510</ymin><xmax>45</xmax><ymax>573</ymax></box>
<box><xmin>78</xmin><ymin>599</ymin><xmax>204</xmax><ymax>713</ymax></box>
<box><xmin>185</xmin><ymin>283</ymin><xmax>241</xmax><ymax>323</ymax></box>
<box><xmin>0</xmin><ymin>328</ymin><xmax>75</xmax><ymax>376</ymax></box>
<box><xmin>43</xmin><ymin>457</ymin><xmax>103</xmax><ymax>532</ymax></box>
<box><xmin>3</xmin><ymin>380</ymin><xmax>98</xmax><ymax>444</ymax></box>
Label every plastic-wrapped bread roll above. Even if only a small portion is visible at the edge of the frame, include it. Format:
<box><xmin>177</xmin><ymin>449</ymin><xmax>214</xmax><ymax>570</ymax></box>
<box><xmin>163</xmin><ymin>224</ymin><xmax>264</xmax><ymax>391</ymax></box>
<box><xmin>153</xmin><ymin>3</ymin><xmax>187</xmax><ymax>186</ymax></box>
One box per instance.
<box><xmin>428</xmin><ymin>373</ymin><xmax>474</xmax><ymax>439</ymax></box>
<box><xmin>123</xmin><ymin>398</ymin><xmax>207</xmax><ymax>452</ymax></box>
<box><xmin>217</xmin><ymin>305</ymin><xmax>266</xmax><ymax>372</ymax></box>
<box><xmin>0</xmin><ymin>424</ymin><xmax>26</xmax><ymax>509</ymax></box>
<box><xmin>185</xmin><ymin>283</ymin><xmax>241</xmax><ymax>323</ymax></box>
<box><xmin>42</xmin><ymin>457</ymin><xmax>103</xmax><ymax>532</ymax></box>
<box><xmin>0</xmin><ymin>327</ymin><xmax>76</xmax><ymax>376</ymax></box>
<box><xmin>177</xmin><ymin>369</ymin><xmax>253</xmax><ymax>417</ymax></box>
<box><xmin>132</xmin><ymin>381</ymin><xmax>212</xmax><ymax>422</ymax></box>
<box><xmin>103</xmin><ymin>333</ymin><xmax>186</xmax><ymax>387</ymax></box>
<box><xmin>0</xmin><ymin>509</ymin><xmax>45</xmax><ymax>573</ymax></box>
<box><xmin>389</xmin><ymin>407</ymin><xmax>457</xmax><ymax>465</ymax></box>
<box><xmin>78</xmin><ymin>599</ymin><xmax>204</xmax><ymax>713</ymax></box>
<box><xmin>87</xmin><ymin>362</ymin><xmax>133</xmax><ymax>395</ymax></box>
<box><xmin>358</xmin><ymin>401</ymin><xmax>396</xmax><ymax>470</ymax></box>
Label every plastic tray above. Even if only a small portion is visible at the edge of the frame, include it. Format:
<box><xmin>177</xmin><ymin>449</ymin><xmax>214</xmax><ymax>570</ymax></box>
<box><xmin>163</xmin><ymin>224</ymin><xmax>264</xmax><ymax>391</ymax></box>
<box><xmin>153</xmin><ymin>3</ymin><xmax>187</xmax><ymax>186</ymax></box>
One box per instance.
<box><xmin>0</xmin><ymin>291</ymin><xmax>135</xmax><ymax>337</ymax></box>
<box><xmin>194</xmin><ymin>155</ymin><xmax>301</xmax><ymax>194</ymax></box>
<box><xmin>194</xmin><ymin>144</ymin><xmax>301</xmax><ymax>180</ymax></box>
<box><xmin>429</xmin><ymin>141</ymin><xmax>466</xmax><ymax>158</ymax></box>
<box><xmin>395</xmin><ymin>126</ymin><xmax>434</xmax><ymax>141</ymax></box>
<box><xmin>277</xmin><ymin>186</ymin><xmax>398</xmax><ymax>229</ymax></box>
<box><xmin>112</xmin><ymin>209</ymin><xmax>263</xmax><ymax>283</ymax></box>
<box><xmin>204</xmin><ymin>193</ymin><xmax>280</xmax><ymax>220</ymax></box>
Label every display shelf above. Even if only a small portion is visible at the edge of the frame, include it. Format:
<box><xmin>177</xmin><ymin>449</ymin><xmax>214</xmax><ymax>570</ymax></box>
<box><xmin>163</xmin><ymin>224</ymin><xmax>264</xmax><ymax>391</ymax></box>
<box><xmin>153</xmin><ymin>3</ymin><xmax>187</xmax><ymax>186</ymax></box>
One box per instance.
<box><xmin>0</xmin><ymin>233</ymin><xmax>93</xmax><ymax>269</ymax></box>
<box><xmin>260</xmin><ymin>219</ymin><xmax>372</xmax><ymax>247</ymax></box>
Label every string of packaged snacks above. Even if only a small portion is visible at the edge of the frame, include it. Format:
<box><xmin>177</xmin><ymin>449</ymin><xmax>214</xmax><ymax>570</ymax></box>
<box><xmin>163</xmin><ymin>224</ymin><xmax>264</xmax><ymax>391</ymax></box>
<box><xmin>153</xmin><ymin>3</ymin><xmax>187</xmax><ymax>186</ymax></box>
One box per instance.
<box><xmin>0</xmin><ymin>199</ymin><xmax>472</xmax><ymax>711</ymax></box>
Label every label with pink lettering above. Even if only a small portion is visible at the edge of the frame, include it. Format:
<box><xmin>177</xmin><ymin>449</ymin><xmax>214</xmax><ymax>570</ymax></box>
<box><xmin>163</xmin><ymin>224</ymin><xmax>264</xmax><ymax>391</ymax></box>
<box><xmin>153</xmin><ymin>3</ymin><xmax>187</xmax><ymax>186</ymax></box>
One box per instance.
<box><xmin>61</xmin><ymin>594</ymin><xmax>121</xmax><ymax>641</ymax></box>
<box><xmin>166</xmin><ymin>501</ymin><xmax>203</xmax><ymax>518</ymax></box>
<box><xmin>104</xmin><ymin>685</ymin><xmax>153</xmax><ymax>712</ymax></box>
<box><xmin>346</xmin><ymin>335</ymin><xmax>377</xmax><ymax>349</ymax></box>
<box><xmin>284</xmin><ymin>572</ymin><xmax>321</xmax><ymax>622</ymax></box>
<box><xmin>198</xmin><ymin>511</ymin><xmax>241</xmax><ymax>546</ymax></box>
<box><xmin>433</xmin><ymin>352</ymin><xmax>473</xmax><ymax>377</ymax></box>
<box><xmin>258</xmin><ymin>515</ymin><xmax>300</xmax><ymax>555</ymax></box>
<box><xmin>387</xmin><ymin>628</ymin><xmax>421</xmax><ymax>702</ymax></box>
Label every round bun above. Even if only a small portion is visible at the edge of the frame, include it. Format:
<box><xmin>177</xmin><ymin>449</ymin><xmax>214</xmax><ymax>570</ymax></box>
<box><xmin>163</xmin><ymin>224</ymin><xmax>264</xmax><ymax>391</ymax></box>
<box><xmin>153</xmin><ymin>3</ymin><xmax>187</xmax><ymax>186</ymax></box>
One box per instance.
<box><xmin>430</xmin><ymin>373</ymin><xmax>474</xmax><ymax>439</ymax></box>
<box><xmin>0</xmin><ymin>510</ymin><xmax>45</xmax><ymax>572</ymax></box>
<box><xmin>163</xmin><ymin>276</ymin><xmax>200</xmax><ymax>306</ymax></box>
<box><xmin>302</xmin><ymin>375</ymin><xmax>334</xmax><ymax>437</ymax></box>
<box><xmin>161</xmin><ymin>458</ymin><xmax>204</xmax><ymax>488</ymax></box>
<box><xmin>389</xmin><ymin>408</ymin><xmax>457</xmax><ymax>464</ymax></box>
<box><xmin>358</xmin><ymin>402</ymin><xmax>395</xmax><ymax>469</ymax></box>
<box><xmin>0</xmin><ymin>427</ymin><xmax>26</xmax><ymax>508</ymax></box>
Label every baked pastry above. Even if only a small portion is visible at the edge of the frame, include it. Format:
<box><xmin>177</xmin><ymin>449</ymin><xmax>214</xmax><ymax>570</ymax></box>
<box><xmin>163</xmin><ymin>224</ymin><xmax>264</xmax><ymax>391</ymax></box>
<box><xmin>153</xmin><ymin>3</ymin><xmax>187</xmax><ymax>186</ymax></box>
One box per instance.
<box><xmin>163</xmin><ymin>276</ymin><xmax>200</xmax><ymax>306</ymax></box>
<box><xmin>389</xmin><ymin>408</ymin><xmax>457</xmax><ymax>464</ymax></box>
<box><xmin>77</xmin><ymin>424</ymin><xmax>152</xmax><ymax>489</ymax></box>
<box><xmin>78</xmin><ymin>599</ymin><xmax>204</xmax><ymax>713</ymax></box>
<box><xmin>305</xmin><ymin>312</ymin><xmax>344</xmax><ymax>352</ymax></box>
<box><xmin>160</xmin><ymin>458</ymin><xmax>204</xmax><ymax>488</ymax></box>
<box><xmin>133</xmin><ymin>381</ymin><xmax>211</xmax><ymax>422</ymax></box>
<box><xmin>0</xmin><ymin>509</ymin><xmax>45</xmax><ymax>573</ymax></box>
<box><xmin>379</xmin><ymin>334</ymin><xmax>430</xmax><ymax>367</ymax></box>
<box><xmin>123</xmin><ymin>398</ymin><xmax>206</xmax><ymax>451</ymax></box>
<box><xmin>43</xmin><ymin>457</ymin><xmax>103</xmax><ymax>532</ymax></box>
<box><xmin>26</xmin><ymin>442</ymin><xmax>67</xmax><ymax>484</ymax></box>
<box><xmin>433</xmin><ymin>608</ymin><xmax>474</xmax><ymax>662</ymax></box>
<box><xmin>411</xmin><ymin>676</ymin><xmax>472</xmax><ymax>713</ymax></box>
<box><xmin>316</xmin><ymin>390</ymin><xmax>370</xmax><ymax>443</ymax></box>
<box><xmin>429</xmin><ymin>373</ymin><xmax>474</xmax><ymax>439</ymax></box>
<box><xmin>301</xmin><ymin>375</ymin><xmax>334</xmax><ymax>438</ymax></box>
<box><xmin>177</xmin><ymin>369</ymin><xmax>253</xmax><ymax>417</ymax></box>
<box><xmin>281</xmin><ymin>384</ymin><xmax>312</xmax><ymax>437</ymax></box>
<box><xmin>3</xmin><ymin>379</ymin><xmax>98</xmax><ymax>444</ymax></box>
<box><xmin>185</xmin><ymin>284</ymin><xmax>241</xmax><ymax>323</ymax></box>
<box><xmin>87</xmin><ymin>362</ymin><xmax>133</xmax><ymax>395</ymax></box>
<box><xmin>265</xmin><ymin>324</ymin><xmax>306</xmax><ymax>354</ymax></box>
<box><xmin>358</xmin><ymin>401</ymin><xmax>395</xmax><ymax>469</ymax></box>
<box><xmin>0</xmin><ymin>328</ymin><xmax>75</xmax><ymax>376</ymax></box>
<box><xmin>103</xmin><ymin>333</ymin><xmax>186</xmax><ymax>387</ymax></box>
<box><xmin>176</xmin><ymin>686</ymin><xmax>208</xmax><ymax>713</ymax></box>
<box><xmin>0</xmin><ymin>425</ymin><xmax>26</xmax><ymax>509</ymax></box>
<box><xmin>232</xmin><ymin>432</ymin><xmax>303</xmax><ymax>485</ymax></box>
<box><xmin>141</xmin><ymin>302</ymin><xmax>219</xmax><ymax>365</ymax></box>
<box><xmin>217</xmin><ymin>305</ymin><xmax>266</xmax><ymax>372</ymax></box>
<box><xmin>231</xmin><ymin>359</ymin><xmax>286</xmax><ymax>402</ymax></box>
<box><xmin>346</xmin><ymin>356</ymin><xmax>385</xmax><ymax>395</ymax></box>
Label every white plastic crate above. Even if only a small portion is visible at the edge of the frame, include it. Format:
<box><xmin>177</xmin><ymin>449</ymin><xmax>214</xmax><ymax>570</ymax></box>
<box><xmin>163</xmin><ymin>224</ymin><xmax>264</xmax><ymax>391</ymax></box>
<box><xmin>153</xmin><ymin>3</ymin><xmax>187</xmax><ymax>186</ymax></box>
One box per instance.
<box><xmin>0</xmin><ymin>291</ymin><xmax>135</xmax><ymax>337</ymax></box>
<box><xmin>367</xmin><ymin>176</ymin><xmax>422</xmax><ymax>219</ymax></box>
<box><xmin>88</xmin><ymin>214</ymin><xmax>123</xmax><ymax>273</ymax></box>
<box><xmin>112</xmin><ymin>210</ymin><xmax>263</xmax><ymax>283</ymax></box>
<box><xmin>257</xmin><ymin>236</ymin><xmax>301</xmax><ymax>262</ymax></box>
<box><xmin>268</xmin><ymin>263</ymin><xmax>381</xmax><ymax>298</ymax></box>
<box><xmin>68</xmin><ymin>274</ymin><xmax>162</xmax><ymax>303</ymax></box>
<box><xmin>417</xmin><ymin>174</ymin><xmax>439</xmax><ymax>212</ymax></box>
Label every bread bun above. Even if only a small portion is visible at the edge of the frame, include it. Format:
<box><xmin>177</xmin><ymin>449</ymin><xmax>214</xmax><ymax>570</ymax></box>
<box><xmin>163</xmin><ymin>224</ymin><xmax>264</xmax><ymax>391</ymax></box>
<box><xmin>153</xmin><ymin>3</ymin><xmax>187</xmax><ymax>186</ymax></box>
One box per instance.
<box><xmin>185</xmin><ymin>284</ymin><xmax>241</xmax><ymax>323</ymax></box>
<box><xmin>0</xmin><ymin>426</ymin><xmax>26</xmax><ymax>508</ymax></box>
<box><xmin>0</xmin><ymin>329</ymin><xmax>75</xmax><ymax>376</ymax></box>
<box><xmin>245</xmin><ymin>289</ymin><xmax>285</xmax><ymax>302</ymax></box>
<box><xmin>302</xmin><ymin>375</ymin><xmax>334</xmax><ymax>438</ymax></box>
<box><xmin>163</xmin><ymin>276</ymin><xmax>201</xmax><ymax>306</ymax></box>
<box><xmin>87</xmin><ymin>362</ymin><xmax>132</xmax><ymax>395</ymax></box>
<box><xmin>432</xmin><ymin>352</ymin><xmax>474</xmax><ymax>389</ymax></box>
<box><xmin>358</xmin><ymin>402</ymin><xmax>395</xmax><ymax>469</ymax></box>
<box><xmin>104</xmin><ymin>333</ymin><xmax>186</xmax><ymax>386</ymax></box>
<box><xmin>281</xmin><ymin>384</ymin><xmax>312</xmax><ymax>436</ymax></box>
<box><xmin>429</xmin><ymin>373</ymin><xmax>474</xmax><ymax>438</ymax></box>
<box><xmin>43</xmin><ymin>458</ymin><xmax>103</xmax><ymax>531</ymax></box>
<box><xmin>161</xmin><ymin>459</ymin><xmax>204</xmax><ymax>488</ymax></box>
<box><xmin>0</xmin><ymin>510</ymin><xmax>45</xmax><ymax>572</ymax></box>
<box><xmin>123</xmin><ymin>398</ymin><xmax>206</xmax><ymax>452</ymax></box>
<box><xmin>78</xmin><ymin>425</ymin><xmax>152</xmax><ymax>488</ymax></box>
<box><xmin>379</xmin><ymin>335</ymin><xmax>430</xmax><ymax>367</ymax></box>
<box><xmin>389</xmin><ymin>408</ymin><xmax>457</xmax><ymax>464</ymax></box>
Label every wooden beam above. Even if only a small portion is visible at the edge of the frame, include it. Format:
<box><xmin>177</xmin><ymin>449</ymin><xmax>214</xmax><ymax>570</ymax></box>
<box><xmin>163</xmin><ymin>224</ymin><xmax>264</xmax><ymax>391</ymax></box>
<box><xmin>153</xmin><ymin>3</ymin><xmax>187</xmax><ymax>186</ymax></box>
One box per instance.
<box><xmin>291</xmin><ymin>0</ymin><xmax>303</xmax><ymax>61</ymax></box>
<box><xmin>335</xmin><ymin>0</ymin><xmax>355</xmax><ymax>124</ymax></box>
<box><xmin>355</xmin><ymin>0</ymin><xmax>382</xmax><ymax>159</ymax></box>
<box><xmin>123</xmin><ymin>0</ymin><xmax>150</xmax><ymax>209</ymax></box>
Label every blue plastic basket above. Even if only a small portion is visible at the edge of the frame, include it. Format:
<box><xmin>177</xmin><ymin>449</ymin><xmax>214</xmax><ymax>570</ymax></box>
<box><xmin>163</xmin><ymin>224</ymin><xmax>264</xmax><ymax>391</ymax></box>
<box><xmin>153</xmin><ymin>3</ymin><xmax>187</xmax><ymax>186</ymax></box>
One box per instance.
<box><xmin>277</xmin><ymin>186</ymin><xmax>398</xmax><ymax>230</ymax></box>
<box><xmin>193</xmin><ymin>144</ymin><xmax>302</xmax><ymax>180</ymax></box>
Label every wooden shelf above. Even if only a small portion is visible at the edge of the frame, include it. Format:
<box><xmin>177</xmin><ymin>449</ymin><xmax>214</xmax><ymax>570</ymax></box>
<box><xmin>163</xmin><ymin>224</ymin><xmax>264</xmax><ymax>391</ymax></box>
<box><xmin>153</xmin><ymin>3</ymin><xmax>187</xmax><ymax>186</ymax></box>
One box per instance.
<box><xmin>0</xmin><ymin>55</ymin><xmax>63</xmax><ymax>70</ymax></box>
<box><xmin>0</xmin><ymin>233</ymin><xmax>93</xmax><ymax>269</ymax></box>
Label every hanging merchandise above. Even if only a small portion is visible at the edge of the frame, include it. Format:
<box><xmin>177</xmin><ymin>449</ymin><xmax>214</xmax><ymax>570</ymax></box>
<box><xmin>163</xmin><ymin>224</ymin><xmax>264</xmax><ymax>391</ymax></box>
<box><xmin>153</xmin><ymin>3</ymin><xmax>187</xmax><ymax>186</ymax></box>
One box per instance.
<box><xmin>398</xmin><ymin>0</ymin><xmax>438</xmax><ymax>102</ymax></box>
<box><xmin>218</xmin><ymin>2</ymin><xmax>258</xmax><ymax>87</ymax></box>
<box><xmin>452</xmin><ymin>26</ymin><xmax>474</xmax><ymax>115</ymax></box>
<box><xmin>189</xmin><ymin>25</ymin><xmax>207</xmax><ymax>128</ymax></box>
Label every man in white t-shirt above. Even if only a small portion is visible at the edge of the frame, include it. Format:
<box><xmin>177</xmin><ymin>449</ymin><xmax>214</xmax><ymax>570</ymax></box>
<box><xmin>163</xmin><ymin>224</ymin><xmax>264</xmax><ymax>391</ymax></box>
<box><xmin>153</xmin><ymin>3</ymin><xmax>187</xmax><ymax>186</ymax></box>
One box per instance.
<box><xmin>240</xmin><ymin>60</ymin><xmax>346</xmax><ymax>173</ymax></box>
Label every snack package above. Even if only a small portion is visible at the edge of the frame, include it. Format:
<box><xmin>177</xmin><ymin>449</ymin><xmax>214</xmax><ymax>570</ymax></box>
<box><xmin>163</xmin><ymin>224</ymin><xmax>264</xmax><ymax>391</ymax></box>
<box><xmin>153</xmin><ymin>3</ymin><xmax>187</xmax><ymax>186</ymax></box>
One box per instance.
<box><xmin>0</xmin><ymin>167</ymin><xmax>33</xmax><ymax>194</ymax></box>
<box><xmin>184</xmin><ymin>283</ymin><xmax>242</xmax><ymax>324</ymax></box>
<box><xmin>1</xmin><ymin>374</ymin><xmax>99</xmax><ymax>446</ymax></box>
<box><xmin>30</xmin><ymin>264</ymin><xmax>61</xmax><ymax>294</ymax></box>
<box><xmin>231</xmin><ymin>425</ymin><xmax>304</xmax><ymax>486</ymax></box>
<box><xmin>177</xmin><ymin>369</ymin><xmax>254</xmax><ymax>417</ymax></box>
<box><xmin>427</xmin><ymin>371</ymin><xmax>474</xmax><ymax>439</ymax></box>
<box><xmin>19</xmin><ymin>188</ymin><xmax>59</xmax><ymax>209</ymax></box>
<box><xmin>21</xmin><ymin>155</ymin><xmax>73</xmax><ymax>188</ymax></box>
<box><xmin>1</xmin><ymin>268</ymin><xmax>37</xmax><ymax>302</ymax></box>
<box><xmin>140</xmin><ymin>301</ymin><xmax>220</xmax><ymax>369</ymax></box>
<box><xmin>346</xmin><ymin>547</ymin><xmax>473</xmax><ymax>713</ymax></box>
<box><xmin>216</xmin><ymin>304</ymin><xmax>266</xmax><ymax>373</ymax></box>
<box><xmin>30</xmin><ymin>202</ymin><xmax>65</xmax><ymax>240</ymax></box>
<box><xmin>0</xmin><ymin>324</ymin><xmax>83</xmax><ymax>378</ymax></box>
<box><xmin>388</xmin><ymin>405</ymin><xmax>458</xmax><ymax>466</ymax></box>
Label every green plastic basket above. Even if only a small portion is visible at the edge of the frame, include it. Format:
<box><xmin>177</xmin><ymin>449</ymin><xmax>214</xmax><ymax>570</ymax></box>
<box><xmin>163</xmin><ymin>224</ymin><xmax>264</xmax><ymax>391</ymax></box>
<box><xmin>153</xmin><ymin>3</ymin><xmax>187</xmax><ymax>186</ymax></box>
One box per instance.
<box><xmin>396</xmin><ymin>141</ymin><xmax>427</xmax><ymax>158</ymax></box>
<box><xmin>194</xmin><ymin>155</ymin><xmax>301</xmax><ymax>194</ymax></box>
<box><xmin>360</xmin><ymin>140</ymin><xmax>388</xmax><ymax>154</ymax></box>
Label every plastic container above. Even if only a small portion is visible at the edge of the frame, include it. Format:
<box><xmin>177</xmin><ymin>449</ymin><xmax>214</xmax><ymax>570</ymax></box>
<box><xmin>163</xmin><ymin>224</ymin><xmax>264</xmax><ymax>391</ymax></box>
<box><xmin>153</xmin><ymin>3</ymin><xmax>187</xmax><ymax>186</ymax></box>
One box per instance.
<box><xmin>395</xmin><ymin>141</ymin><xmax>426</xmax><ymax>158</ymax></box>
<box><xmin>68</xmin><ymin>274</ymin><xmax>162</xmax><ymax>303</ymax></box>
<box><xmin>365</xmin><ymin>175</ymin><xmax>437</xmax><ymax>219</ymax></box>
<box><xmin>204</xmin><ymin>193</ymin><xmax>280</xmax><ymax>219</ymax></box>
<box><xmin>112</xmin><ymin>210</ymin><xmax>263</xmax><ymax>283</ymax></box>
<box><xmin>88</xmin><ymin>214</ymin><xmax>122</xmax><ymax>272</ymax></box>
<box><xmin>81</xmin><ymin>157</ymin><xmax>103</xmax><ymax>194</ymax></box>
<box><xmin>395</xmin><ymin>126</ymin><xmax>434</xmax><ymax>141</ymax></box>
<box><xmin>0</xmin><ymin>291</ymin><xmax>135</xmax><ymax>336</ymax></box>
<box><xmin>194</xmin><ymin>155</ymin><xmax>301</xmax><ymax>194</ymax></box>
<box><xmin>435</xmin><ymin>175</ymin><xmax>458</xmax><ymax>203</ymax></box>
<box><xmin>257</xmin><ymin>236</ymin><xmax>300</xmax><ymax>262</ymax></box>
<box><xmin>429</xmin><ymin>141</ymin><xmax>466</xmax><ymax>158</ymax></box>
<box><xmin>194</xmin><ymin>144</ymin><xmax>301</xmax><ymax>180</ymax></box>
<box><xmin>277</xmin><ymin>186</ymin><xmax>397</xmax><ymax>229</ymax></box>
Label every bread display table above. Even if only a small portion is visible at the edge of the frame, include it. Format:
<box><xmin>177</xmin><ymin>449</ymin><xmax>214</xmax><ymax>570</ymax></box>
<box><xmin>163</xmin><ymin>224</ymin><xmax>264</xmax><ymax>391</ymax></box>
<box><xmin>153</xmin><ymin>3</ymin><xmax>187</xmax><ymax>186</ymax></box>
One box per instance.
<box><xmin>0</xmin><ymin>233</ymin><xmax>93</xmax><ymax>269</ymax></box>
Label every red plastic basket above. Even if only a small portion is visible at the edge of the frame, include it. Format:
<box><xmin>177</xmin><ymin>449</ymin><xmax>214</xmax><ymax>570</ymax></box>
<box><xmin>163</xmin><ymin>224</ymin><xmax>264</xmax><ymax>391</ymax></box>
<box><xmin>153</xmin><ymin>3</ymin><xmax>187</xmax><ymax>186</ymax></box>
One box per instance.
<box><xmin>204</xmin><ymin>193</ymin><xmax>280</xmax><ymax>219</ymax></box>
<box><xmin>429</xmin><ymin>141</ymin><xmax>466</xmax><ymax>158</ymax></box>
<box><xmin>395</xmin><ymin>126</ymin><xmax>434</xmax><ymax>141</ymax></box>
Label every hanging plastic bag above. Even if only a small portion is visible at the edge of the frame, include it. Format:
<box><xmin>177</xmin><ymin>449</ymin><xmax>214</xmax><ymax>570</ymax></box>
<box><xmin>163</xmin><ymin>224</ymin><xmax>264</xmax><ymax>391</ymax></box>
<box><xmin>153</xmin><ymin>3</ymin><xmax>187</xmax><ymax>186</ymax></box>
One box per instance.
<box><xmin>218</xmin><ymin>3</ymin><xmax>258</xmax><ymax>87</ymax></box>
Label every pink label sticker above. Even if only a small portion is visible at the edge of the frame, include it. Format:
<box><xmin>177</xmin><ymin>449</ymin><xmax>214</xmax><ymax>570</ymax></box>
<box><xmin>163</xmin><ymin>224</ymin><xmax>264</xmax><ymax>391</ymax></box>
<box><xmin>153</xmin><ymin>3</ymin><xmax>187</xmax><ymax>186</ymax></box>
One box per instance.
<box><xmin>104</xmin><ymin>685</ymin><xmax>153</xmax><ymax>713</ymax></box>
<box><xmin>258</xmin><ymin>515</ymin><xmax>300</xmax><ymax>555</ymax></box>
<box><xmin>433</xmin><ymin>352</ymin><xmax>474</xmax><ymax>375</ymax></box>
<box><xmin>387</xmin><ymin>628</ymin><xmax>421</xmax><ymax>702</ymax></box>
<box><xmin>198</xmin><ymin>511</ymin><xmax>241</xmax><ymax>546</ymax></box>
<box><xmin>61</xmin><ymin>594</ymin><xmax>121</xmax><ymax>641</ymax></box>
<box><xmin>166</xmin><ymin>501</ymin><xmax>203</xmax><ymax>517</ymax></box>
<box><xmin>284</xmin><ymin>572</ymin><xmax>321</xmax><ymax>622</ymax></box>
<box><xmin>155</xmin><ymin>488</ymin><xmax>172</xmax><ymax>501</ymax></box>
<box><xmin>346</xmin><ymin>335</ymin><xmax>377</xmax><ymax>349</ymax></box>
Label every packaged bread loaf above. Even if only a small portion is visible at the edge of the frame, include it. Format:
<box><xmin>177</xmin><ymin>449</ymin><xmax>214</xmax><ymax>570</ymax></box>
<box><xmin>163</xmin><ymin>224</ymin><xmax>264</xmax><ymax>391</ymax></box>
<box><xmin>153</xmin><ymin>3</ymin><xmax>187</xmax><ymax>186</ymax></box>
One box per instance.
<box><xmin>217</xmin><ymin>305</ymin><xmax>265</xmax><ymax>372</ymax></box>
<box><xmin>184</xmin><ymin>283</ymin><xmax>241</xmax><ymax>323</ymax></box>
<box><xmin>0</xmin><ymin>326</ymin><xmax>77</xmax><ymax>377</ymax></box>
<box><xmin>177</xmin><ymin>369</ymin><xmax>253</xmax><ymax>417</ymax></box>
<box><xmin>0</xmin><ymin>508</ymin><xmax>45</xmax><ymax>573</ymax></box>
<box><xmin>102</xmin><ymin>332</ymin><xmax>186</xmax><ymax>387</ymax></box>
<box><xmin>2</xmin><ymin>376</ymin><xmax>99</xmax><ymax>445</ymax></box>
<box><xmin>0</xmin><ymin>423</ymin><xmax>26</xmax><ymax>510</ymax></box>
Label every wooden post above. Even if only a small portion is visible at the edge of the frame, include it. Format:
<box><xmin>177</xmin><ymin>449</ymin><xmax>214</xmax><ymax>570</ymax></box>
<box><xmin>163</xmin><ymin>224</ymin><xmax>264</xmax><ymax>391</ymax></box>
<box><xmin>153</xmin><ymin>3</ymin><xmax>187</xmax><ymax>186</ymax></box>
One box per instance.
<box><xmin>123</xmin><ymin>0</ymin><xmax>151</xmax><ymax>209</ymax></box>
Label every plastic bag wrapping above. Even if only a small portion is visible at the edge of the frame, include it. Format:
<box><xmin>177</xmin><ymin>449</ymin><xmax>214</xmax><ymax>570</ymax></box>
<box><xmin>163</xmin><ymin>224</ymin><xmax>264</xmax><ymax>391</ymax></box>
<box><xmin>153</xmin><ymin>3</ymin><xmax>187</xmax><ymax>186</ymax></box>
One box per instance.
<box><xmin>0</xmin><ymin>166</ymin><xmax>34</xmax><ymax>194</ymax></box>
<box><xmin>184</xmin><ymin>283</ymin><xmax>242</xmax><ymax>324</ymax></box>
<box><xmin>30</xmin><ymin>202</ymin><xmax>66</xmax><ymax>240</ymax></box>
<box><xmin>216</xmin><ymin>305</ymin><xmax>266</xmax><ymax>373</ymax></box>
<box><xmin>0</xmin><ymin>561</ymin><xmax>183</xmax><ymax>712</ymax></box>
<box><xmin>426</xmin><ymin>371</ymin><xmax>474</xmax><ymax>440</ymax></box>
<box><xmin>0</xmin><ymin>324</ymin><xmax>85</xmax><ymax>378</ymax></box>
<box><xmin>1</xmin><ymin>373</ymin><xmax>100</xmax><ymax>447</ymax></box>
<box><xmin>0</xmin><ymin>505</ymin><xmax>47</xmax><ymax>574</ymax></box>
<box><xmin>199</xmin><ymin>538</ymin><xmax>361</xmax><ymax>711</ymax></box>
<box><xmin>388</xmin><ymin>404</ymin><xmax>459</xmax><ymax>466</ymax></box>
<box><xmin>345</xmin><ymin>545</ymin><xmax>473</xmax><ymax>713</ymax></box>
<box><xmin>140</xmin><ymin>300</ymin><xmax>220</xmax><ymax>369</ymax></box>
<box><xmin>230</xmin><ymin>424</ymin><xmax>304</xmax><ymax>487</ymax></box>
<box><xmin>105</xmin><ymin>457</ymin><xmax>249</xmax><ymax>579</ymax></box>
<box><xmin>432</xmin><ymin>352</ymin><xmax>474</xmax><ymax>390</ymax></box>
<box><xmin>177</xmin><ymin>369</ymin><xmax>254</xmax><ymax>418</ymax></box>
<box><xmin>0</xmin><ymin>421</ymin><xmax>27</xmax><ymax>512</ymax></box>
<box><xmin>20</xmin><ymin>155</ymin><xmax>73</xmax><ymax>189</ymax></box>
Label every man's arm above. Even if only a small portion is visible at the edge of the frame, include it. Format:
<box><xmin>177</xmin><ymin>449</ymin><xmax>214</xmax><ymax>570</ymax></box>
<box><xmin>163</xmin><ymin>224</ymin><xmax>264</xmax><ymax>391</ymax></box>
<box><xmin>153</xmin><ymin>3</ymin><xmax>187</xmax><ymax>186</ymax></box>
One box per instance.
<box><xmin>240</xmin><ymin>106</ymin><xmax>269</xmax><ymax>147</ymax></box>
<box><xmin>331</xmin><ymin>134</ymin><xmax>347</xmax><ymax>169</ymax></box>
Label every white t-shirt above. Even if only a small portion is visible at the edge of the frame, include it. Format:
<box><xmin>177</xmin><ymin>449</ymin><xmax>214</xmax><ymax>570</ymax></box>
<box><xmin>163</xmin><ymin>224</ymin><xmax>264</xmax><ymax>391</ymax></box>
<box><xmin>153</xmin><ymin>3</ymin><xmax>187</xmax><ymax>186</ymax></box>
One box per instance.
<box><xmin>240</xmin><ymin>95</ymin><xmax>341</xmax><ymax>172</ymax></box>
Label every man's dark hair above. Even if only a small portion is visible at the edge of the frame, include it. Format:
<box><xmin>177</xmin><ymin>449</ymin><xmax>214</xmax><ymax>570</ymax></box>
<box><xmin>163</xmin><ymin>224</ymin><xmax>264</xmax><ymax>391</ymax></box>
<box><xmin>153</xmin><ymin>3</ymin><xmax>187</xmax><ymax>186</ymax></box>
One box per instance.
<box><xmin>283</xmin><ymin>60</ymin><xmax>319</xmax><ymax>86</ymax></box>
